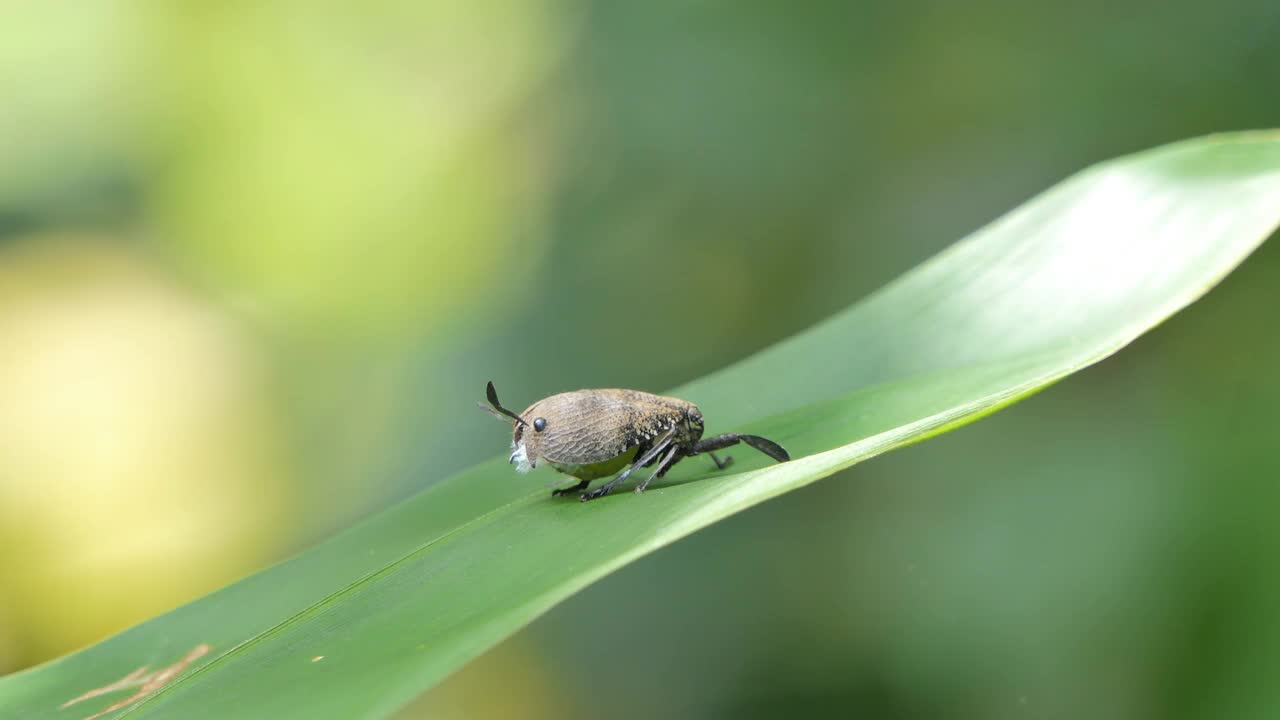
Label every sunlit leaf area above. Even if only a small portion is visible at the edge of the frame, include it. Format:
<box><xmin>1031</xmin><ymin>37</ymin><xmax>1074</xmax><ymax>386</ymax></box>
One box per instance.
<box><xmin>2</xmin><ymin>3</ymin><xmax>1279</xmax><ymax>719</ymax></box>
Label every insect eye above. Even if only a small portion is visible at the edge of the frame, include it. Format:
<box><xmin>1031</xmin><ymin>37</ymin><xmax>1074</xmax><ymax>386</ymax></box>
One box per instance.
<box><xmin>533</xmin><ymin>417</ymin><xmax>547</xmax><ymax>432</ymax></box>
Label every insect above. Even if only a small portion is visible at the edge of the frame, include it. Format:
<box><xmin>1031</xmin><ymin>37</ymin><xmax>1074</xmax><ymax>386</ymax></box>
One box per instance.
<box><xmin>481</xmin><ymin>381</ymin><xmax>791</xmax><ymax>502</ymax></box>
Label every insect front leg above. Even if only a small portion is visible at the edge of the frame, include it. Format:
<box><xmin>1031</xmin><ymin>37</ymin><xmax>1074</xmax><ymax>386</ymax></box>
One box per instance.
<box><xmin>551</xmin><ymin>479</ymin><xmax>590</xmax><ymax>497</ymax></box>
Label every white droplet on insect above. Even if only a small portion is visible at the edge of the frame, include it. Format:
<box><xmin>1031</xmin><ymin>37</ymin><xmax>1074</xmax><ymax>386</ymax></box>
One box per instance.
<box><xmin>509</xmin><ymin>441</ymin><xmax>533</xmax><ymax>473</ymax></box>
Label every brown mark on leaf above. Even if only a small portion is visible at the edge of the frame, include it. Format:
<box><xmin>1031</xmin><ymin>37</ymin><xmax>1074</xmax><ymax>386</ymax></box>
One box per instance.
<box><xmin>60</xmin><ymin>643</ymin><xmax>211</xmax><ymax>720</ymax></box>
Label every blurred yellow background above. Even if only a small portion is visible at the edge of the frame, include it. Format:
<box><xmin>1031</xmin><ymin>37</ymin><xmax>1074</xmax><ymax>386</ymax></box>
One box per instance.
<box><xmin>1</xmin><ymin>0</ymin><xmax>566</xmax><ymax>669</ymax></box>
<box><xmin>2</xmin><ymin>2</ymin><xmax>1280</xmax><ymax>718</ymax></box>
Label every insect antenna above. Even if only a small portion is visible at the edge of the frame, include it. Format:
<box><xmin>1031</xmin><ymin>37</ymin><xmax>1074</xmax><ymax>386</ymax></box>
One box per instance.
<box><xmin>482</xmin><ymin>381</ymin><xmax>529</xmax><ymax>428</ymax></box>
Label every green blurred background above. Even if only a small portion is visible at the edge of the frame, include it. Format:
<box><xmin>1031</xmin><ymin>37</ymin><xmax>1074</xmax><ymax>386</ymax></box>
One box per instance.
<box><xmin>2</xmin><ymin>2</ymin><xmax>1278</xmax><ymax>718</ymax></box>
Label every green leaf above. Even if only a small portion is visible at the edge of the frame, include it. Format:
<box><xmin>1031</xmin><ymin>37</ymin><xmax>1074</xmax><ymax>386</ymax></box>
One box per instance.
<box><xmin>4</xmin><ymin>132</ymin><xmax>1279</xmax><ymax>720</ymax></box>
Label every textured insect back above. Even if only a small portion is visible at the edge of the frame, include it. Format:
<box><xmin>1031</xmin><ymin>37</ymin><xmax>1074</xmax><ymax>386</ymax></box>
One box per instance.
<box><xmin>527</xmin><ymin>390</ymin><xmax>665</xmax><ymax>467</ymax></box>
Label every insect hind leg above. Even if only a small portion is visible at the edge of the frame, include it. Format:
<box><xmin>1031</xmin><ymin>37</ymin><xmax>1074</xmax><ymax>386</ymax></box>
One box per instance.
<box><xmin>693</xmin><ymin>433</ymin><xmax>790</xmax><ymax>463</ymax></box>
<box><xmin>708</xmin><ymin>451</ymin><xmax>734</xmax><ymax>470</ymax></box>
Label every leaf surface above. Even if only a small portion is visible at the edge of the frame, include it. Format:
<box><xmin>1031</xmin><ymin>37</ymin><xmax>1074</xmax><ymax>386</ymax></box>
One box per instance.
<box><xmin>3</xmin><ymin>132</ymin><xmax>1279</xmax><ymax>720</ymax></box>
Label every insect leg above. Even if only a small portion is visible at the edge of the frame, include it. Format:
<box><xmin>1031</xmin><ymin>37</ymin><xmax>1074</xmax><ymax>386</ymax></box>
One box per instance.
<box><xmin>656</xmin><ymin>451</ymin><xmax>688</xmax><ymax>478</ymax></box>
<box><xmin>581</xmin><ymin>427</ymin><xmax>676</xmax><ymax>502</ymax></box>
<box><xmin>552</xmin><ymin>479</ymin><xmax>590</xmax><ymax>497</ymax></box>
<box><xmin>708</xmin><ymin>451</ymin><xmax>734</xmax><ymax>470</ymax></box>
<box><xmin>692</xmin><ymin>433</ymin><xmax>791</xmax><ymax>463</ymax></box>
<box><xmin>634</xmin><ymin>445</ymin><xmax>681</xmax><ymax>494</ymax></box>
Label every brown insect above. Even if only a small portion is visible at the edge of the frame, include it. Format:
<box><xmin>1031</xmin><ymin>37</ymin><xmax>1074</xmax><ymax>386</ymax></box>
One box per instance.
<box><xmin>481</xmin><ymin>382</ymin><xmax>790</xmax><ymax>501</ymax></box>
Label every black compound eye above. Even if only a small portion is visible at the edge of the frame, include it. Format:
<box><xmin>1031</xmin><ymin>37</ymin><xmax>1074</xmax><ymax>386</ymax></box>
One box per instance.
<box><xmin>533</xmin><ymin>417</ymin><xmax>547</xmax><ymax>432</ymax></box>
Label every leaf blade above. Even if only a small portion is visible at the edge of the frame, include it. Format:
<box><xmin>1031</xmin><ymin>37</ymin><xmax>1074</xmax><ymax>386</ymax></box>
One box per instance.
<box><xmin>3</xmin><ymin>132</ymin><xmax>1279</xmax><ymax>720</ymax></box>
